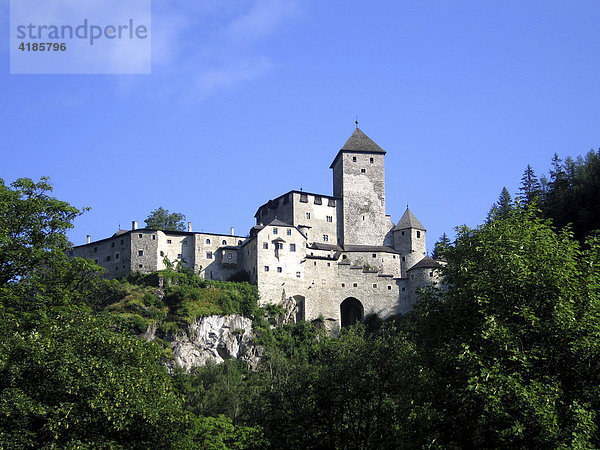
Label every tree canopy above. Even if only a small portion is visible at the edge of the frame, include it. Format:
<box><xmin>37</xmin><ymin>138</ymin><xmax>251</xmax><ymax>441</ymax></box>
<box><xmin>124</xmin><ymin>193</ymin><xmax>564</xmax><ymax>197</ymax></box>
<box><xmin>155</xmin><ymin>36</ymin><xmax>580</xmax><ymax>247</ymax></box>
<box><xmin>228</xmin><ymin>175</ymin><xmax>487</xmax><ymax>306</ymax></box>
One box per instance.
<box><xmin>144</xmin><ymin>207</ymin><xmax>186</xmax><ymax>231</ymax></box>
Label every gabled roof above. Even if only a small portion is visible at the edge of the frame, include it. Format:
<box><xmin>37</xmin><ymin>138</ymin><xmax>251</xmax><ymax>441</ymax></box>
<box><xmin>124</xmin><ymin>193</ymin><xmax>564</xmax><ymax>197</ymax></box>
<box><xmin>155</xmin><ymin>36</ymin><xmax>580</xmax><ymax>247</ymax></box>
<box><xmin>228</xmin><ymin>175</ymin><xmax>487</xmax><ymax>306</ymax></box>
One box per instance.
<box><xmin>267</xmin><ymin>218</ymin><xmax>293</xmax><ymax>227</ymax></box>
<box><xmin>394</xmin><ymin>208</ymin><xmax>426</xmax><ymax>231</ymax></box>
<box><xmin>308</xmin><ymin>242</ymin><xmax>343</xmax><ymax>252</ymax></box>
<box><xmin>407</xmin><ymin>256</ymin><xmax>441</xmax><ymax>271</ymax></box>
<box><xmin>330</xmin><ymin>128</ymin><xmax>386</xmax><ymax>168</ymax></box>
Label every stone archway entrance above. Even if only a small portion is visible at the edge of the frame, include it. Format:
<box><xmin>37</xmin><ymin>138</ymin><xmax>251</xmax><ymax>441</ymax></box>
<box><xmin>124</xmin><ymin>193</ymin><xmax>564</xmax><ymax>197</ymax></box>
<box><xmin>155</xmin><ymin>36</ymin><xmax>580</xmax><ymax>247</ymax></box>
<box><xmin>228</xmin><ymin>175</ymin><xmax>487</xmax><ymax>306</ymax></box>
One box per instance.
<box><xmin>293</xmin><ymin>295</ymin><xmax>305</xmax><ymax>323</ymax></box>
<box><xmin>340</xmin><ymin>297</ymin><xmax>364</xmax><ymax>328</ymax></box>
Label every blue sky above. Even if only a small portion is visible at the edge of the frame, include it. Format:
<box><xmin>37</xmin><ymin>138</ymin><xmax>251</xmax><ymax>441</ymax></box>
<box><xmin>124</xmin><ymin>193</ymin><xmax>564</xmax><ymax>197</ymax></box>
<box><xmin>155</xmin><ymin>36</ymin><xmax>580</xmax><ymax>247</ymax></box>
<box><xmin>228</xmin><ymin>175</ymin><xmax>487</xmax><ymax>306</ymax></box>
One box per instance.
<box><xmin>2</xmin><ymin>1</ymin><xmax>599</xmax><ymax>252</ymax></box>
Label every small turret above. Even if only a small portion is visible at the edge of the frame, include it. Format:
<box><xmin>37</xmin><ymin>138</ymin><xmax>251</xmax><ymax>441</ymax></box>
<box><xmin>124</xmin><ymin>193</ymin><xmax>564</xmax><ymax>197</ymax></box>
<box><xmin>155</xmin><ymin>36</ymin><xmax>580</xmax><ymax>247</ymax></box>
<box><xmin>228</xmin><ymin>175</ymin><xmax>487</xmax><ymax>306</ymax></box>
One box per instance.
<box><xmin>393</xmin><ymin>208</ymin><xmax>426</xmax><ymax>277</ymax></box>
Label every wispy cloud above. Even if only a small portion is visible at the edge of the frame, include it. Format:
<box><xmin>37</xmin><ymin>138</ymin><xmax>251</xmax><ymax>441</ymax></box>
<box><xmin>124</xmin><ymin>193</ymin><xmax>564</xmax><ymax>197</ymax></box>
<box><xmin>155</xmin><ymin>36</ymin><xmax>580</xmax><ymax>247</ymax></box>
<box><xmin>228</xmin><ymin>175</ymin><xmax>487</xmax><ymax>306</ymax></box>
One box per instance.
<box><xmin>150</xmin><ymin>0</ymin><xmax>301</xmax><ymax>99</ymax></box>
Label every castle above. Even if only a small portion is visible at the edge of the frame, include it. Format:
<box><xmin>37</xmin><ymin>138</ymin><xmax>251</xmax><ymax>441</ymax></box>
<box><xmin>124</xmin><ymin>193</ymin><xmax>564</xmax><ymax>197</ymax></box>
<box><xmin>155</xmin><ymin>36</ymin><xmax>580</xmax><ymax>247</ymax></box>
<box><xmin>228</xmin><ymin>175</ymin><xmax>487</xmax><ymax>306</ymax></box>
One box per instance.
<box><xmin>70</xmin><ymin>128</ymin><xmax>441</xmax><ymax>331</ymax></box>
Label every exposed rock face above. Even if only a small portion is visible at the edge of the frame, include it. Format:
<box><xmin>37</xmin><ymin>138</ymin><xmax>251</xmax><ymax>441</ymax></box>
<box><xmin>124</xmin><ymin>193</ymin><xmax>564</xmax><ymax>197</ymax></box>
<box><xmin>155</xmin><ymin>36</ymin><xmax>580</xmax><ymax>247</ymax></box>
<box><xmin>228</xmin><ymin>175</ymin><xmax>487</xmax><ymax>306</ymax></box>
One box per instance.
<box><xmin>165</xmin><ymin>315</ymin><xmax>263</xmax><ymax>372</ymax></box>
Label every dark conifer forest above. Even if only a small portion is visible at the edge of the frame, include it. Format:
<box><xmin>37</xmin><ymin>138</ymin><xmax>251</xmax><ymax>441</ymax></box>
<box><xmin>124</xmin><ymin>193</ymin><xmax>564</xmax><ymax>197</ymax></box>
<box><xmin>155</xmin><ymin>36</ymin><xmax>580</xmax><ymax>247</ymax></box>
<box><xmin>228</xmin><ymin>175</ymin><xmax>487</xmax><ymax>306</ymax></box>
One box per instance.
<box><xmin>1</xmin><ymin>148</ymin><xmax>600</xmax><ymax>449</ymax></box>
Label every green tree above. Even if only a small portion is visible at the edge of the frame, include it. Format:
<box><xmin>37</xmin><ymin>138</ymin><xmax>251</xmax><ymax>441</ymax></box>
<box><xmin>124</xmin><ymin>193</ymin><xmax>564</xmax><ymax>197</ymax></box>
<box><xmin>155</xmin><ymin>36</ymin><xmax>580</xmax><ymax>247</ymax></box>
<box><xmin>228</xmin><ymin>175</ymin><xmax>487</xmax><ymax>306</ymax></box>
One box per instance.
<box><xmin>404</xmin><ymin>207</ymin><xmax>600</xmax><ymax>447</ymax></box>
<box><xmin>487</xmin><ymin>186</ymin><xmax>513</xmax><ymax>222</ymax></box>
<box><xmin>432</xmin><ymin>232</ymin><xmax>451</xmax><ymax>260</ymax></box>
<box><xmin>518</xmin><ymin>164</ymin><xmax>542</xmax><ymax>206</ymax></box>
<box><xmin>144</xmin><ymin>207</ymin><xmax>186</xmax><ymax>231</ymax></box>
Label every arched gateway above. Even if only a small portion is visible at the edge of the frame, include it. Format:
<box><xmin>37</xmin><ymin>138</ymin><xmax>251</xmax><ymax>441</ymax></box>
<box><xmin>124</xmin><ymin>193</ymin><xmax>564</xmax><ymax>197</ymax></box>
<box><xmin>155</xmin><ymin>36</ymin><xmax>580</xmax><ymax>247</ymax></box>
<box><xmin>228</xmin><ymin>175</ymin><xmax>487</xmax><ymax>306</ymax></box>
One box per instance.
<box><xmin>340</xmin><ymin>297</ymin><xmax>364</xmax><ymax>328</ymax></box>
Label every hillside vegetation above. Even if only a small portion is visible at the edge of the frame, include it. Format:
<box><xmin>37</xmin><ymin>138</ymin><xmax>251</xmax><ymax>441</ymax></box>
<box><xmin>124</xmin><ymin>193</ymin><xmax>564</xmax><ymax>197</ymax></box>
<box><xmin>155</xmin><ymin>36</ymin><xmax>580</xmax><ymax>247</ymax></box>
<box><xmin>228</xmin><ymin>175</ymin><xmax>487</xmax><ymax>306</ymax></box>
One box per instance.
<box><xmin>2</xmin><ymin>167</ymin><xmax>600</xmax><ymax>448</ymax></box>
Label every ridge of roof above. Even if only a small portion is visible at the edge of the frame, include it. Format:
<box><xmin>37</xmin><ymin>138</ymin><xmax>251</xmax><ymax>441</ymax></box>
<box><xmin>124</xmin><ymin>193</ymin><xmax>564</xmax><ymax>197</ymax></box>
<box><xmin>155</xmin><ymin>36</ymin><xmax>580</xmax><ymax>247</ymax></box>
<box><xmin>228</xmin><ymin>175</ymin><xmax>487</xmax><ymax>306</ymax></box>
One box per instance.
<box><xmin>407</xmin><ymin>256</ymin><xmax>441</xmax><ymax>271</ymax></box>
<box><xmin>330</xmin><ymin>128</ymin><xmax>386</xmax><ymax>168</ymax></box>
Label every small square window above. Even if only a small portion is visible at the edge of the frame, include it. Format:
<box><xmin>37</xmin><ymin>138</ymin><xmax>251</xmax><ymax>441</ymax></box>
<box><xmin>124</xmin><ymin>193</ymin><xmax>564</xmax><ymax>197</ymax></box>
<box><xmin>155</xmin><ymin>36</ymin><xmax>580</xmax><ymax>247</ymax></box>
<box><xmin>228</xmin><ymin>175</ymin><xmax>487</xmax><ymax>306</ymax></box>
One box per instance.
<box><xmin>300</xmin><ymin>194</ymin><xmax>308</xmax><ymax>203</ymax></box>
<box><xmin>139</xmin><ymin>264</ymin><xmax>143</xmax><ymax>268</ymax></box>
<box><xmin>417</xmin><ymin>231</ymin><xmax>421</xmax><ymax>238</ymax></box>
<box><xmin>138</xmin><ymin>234</ymin><xmax>143</xmax><ymax>238</ymax></box>
<box><xmin>373</xmin><ymin>284</ymin><xmax>377</xmax><ymax>288</ymax></box>
<box><xmin>341</xmin><ymin>283</ymin><xmax>345</xmax><ymax>287</ymax></box>
<box><xmin>372</xmin><ymin>253</ymin><xmax>376</xmax><ymax>258</ymax></box>
<box><xmin>370</xmin><ymin>157</ymin><xmax>374</xmax><ymax>163</ymax></box>
<box><xmin>327</xmin><ymin>262</ymin><xmax>330</xmax><ymax>267</ymax></box>
<box><xmin>277</xmin><ymin>267</ymin><xmax>282</xmax><ymax>273</ymax></box>
<box><xmin>306</xmin><ymin>212</ymin><xmax>311</xmax><ymax>219</ymax></box>
<box><xmin>353</xmin><ymin>283</ymin><xmax>358</xmax><ymax>287</ymax></box>
<box><xmin>290</xmin><ymin>244</ymin><xmax>296</xmax><ymax>252</ymax></box>
<box><xmin>263</xmin><ymin>242</ymin><xmax>269</xmax><ymax>249</ymax></box>
<box><xmin>227</xmin><ymin>253</ymin><xmax>233</xmax><ymax>259</ymax></box>
<box><xmin>160</xmin><ymin>251</ymin><xmax>164</xmax><ymax>256</ymax></box>
<box><xmin>430</xmin><ymin>271</ymin><xmax>434</xmax><ymax>277</ymax></box>
<box><xmin>313</xmin><ymin>261</ymin><xmax>317</xmax><ymax>266</ymax></box>
<box><xmin>401</xmin><ymin>231</ymin><xmax>405</xmax><ymax>236</ymax></box>
<box><xmin>286</xmin><ymin>229</ymin><xmax>292</xmax><ymax>236</ymax></box>
<box><xmin>222</xmin><ymin>240</ymin><xmax>227</xmax><ymax>245</ymax></box>
<box><xmin>264</xmin><ymin>266</ymin><xmax>269</xmax><ymax>272</ymax></box>
<box><xmin>361</xmin><ymin>168</ymin><xmax>366</xmax><ymax>173</ymax></box>
<box><xmin>152</xmin><ymin>235</ymin><xmax>156</xmax><ymax>240</ymax></box>
<box><xmin>352</xmin><ymin>156</ymin><xmax>357</xmax><ymax>162</ymax></box>
<box><xmin>206</xmin><ymin>252</ymin><xmax>213</xmax><ymax>259</ymax></box>
<box><xmin>115</xmin><ymin>253</ymin><xmax>119</xmax><ymax>260</ymax></box>
<box><xmin>106</xmin><ymin>256</ymin><xmax>111</xmax><ymax>262</ymax></box>
<box><xmin>323</xmin><ymin>235</ymin><xmax>329</xmax><ymax>242</ymax></box>
<box><xmin>276</xmin><ymin>243</ymin><xmax>283</xmax><ymax>250</ymax></box>
<box><xmin>402</xmin><ymin>256</ymin><xmax>406</xmax><ymax>261</ymax></box>
<box><xmin>296</xmin><ymin>271</ymin><xmax>301</xmax><ymax>278</ymax></box>
<box><xmin>326</xmin><ymin>215</ymin><xmax>333</xmax><ymax>222</ymax></box>
<box><xmin>314</xmin><ymin>196</ymin><xmax>322</xmax><ymax>205</ymax></box>
<box><xmin>328</xmin><ymin>198</ymin><xmax>336</xmax><ymax>207</ymax></box>
<box><xmin>206</xmin><ymin>239</ymin><xmax>211</xmax><ymax>244</ymax></box>
<box><xmin>273</xmin><ymin>228</ymin><xmax>278</xmax><ymax>235</ymax></box>
<box><xmin>138</xmin><ymin>250</ymin><xmax>143</xmax><ymax>256</ymax></box>
<box><xmin>402</xmin><ymin>287</ymin><xmax>406</xmax><ymax>292</ymax></box>
<box><xmin>167</xmin><ymin>239</ymin><xmax>172</xmax><ymax>244</ymax></box>
<box><xmin>388</xmin><ymin>286</ymin><xmax>392</xmax><ymax>290</ymax></box>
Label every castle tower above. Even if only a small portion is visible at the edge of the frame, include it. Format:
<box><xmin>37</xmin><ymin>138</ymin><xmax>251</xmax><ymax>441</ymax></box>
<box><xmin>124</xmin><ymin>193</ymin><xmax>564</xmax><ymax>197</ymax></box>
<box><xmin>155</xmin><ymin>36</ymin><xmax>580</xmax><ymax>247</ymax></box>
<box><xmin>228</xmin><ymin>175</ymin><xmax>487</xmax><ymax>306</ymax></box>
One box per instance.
<box><xmin>393</xmin><ymin>207</ymin><xmax>427</xmax><ymax>277</ymax></box>
<box><xmin>330</xmin><ymin>128</ymin><xmax>389</xmax><ymax>246</ymax></box>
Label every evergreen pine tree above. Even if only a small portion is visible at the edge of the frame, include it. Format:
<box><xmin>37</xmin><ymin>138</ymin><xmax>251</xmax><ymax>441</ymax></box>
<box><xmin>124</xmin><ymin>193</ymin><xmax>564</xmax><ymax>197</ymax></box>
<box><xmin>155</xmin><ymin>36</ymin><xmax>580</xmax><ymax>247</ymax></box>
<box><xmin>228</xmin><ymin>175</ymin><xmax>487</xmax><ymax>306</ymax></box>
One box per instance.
<box><xmin>518</xmin><ymin>164</ymin><xmax>541</xmax><ymax>206</ymax></box>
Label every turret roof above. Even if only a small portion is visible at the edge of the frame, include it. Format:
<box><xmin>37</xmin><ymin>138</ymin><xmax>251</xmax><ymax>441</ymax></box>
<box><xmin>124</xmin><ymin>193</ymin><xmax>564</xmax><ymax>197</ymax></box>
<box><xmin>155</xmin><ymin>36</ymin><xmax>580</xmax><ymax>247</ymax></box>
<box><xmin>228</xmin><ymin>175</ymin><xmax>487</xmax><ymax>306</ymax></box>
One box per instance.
<box><xmin>330</xmin><ymin>128</ymin><xmax>386</xmax><ymax>168</ymax></box>
<box><xmin>394</xmin><ymin>208</ymin><xmax>426</xmax><ymax>231</ymax></box>
<box><xmin>407</xmin><ymin>256</ymin><xmax>441</xmax><ymax>271</ymax></box>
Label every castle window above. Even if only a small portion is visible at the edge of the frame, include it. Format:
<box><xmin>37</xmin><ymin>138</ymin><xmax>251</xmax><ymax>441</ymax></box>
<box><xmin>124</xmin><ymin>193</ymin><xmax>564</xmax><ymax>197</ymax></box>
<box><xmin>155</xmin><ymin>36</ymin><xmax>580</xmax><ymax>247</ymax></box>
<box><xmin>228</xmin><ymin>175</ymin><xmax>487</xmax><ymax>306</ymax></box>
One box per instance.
<box><xmin>177</xmin><ymin>254</ymin><xmax>182</xmax><ymax>259</ymax></box>
<box><xmin>290</xmin><ymin>244</ymin><xmax>296</xmax><ymax>252</ymax></box>
<box><xmin>361</xmin><ymin>168</ymin><xmax>366</xmax><ymax>173</ymax></box>
<box><xmin>264</xmin><ymin>266</ymin><xmax>269</xmax><ymax>272</ymax></box>
<box><xmin>353</xmin><ymin>283</ymin><xmax>358</xmax><ymax>287</ymax></box>
<box><xmin>372</xmin><ymin>253</ymin><xmax>376</xmax><ymax>258</ymax></box>
<box><xmin>167</xmin><ymin>239</ymin><xmax>172</xmax><ymax>244</ymax></box>
<box><xmin>341</xmin><ymin>283</ymin><xmax>345</xmax><ymax>287</ymax></box>
<box><xmin>373</xmin><ymin>284</ymin><xmax>377</xmax><ymax>288</ymax></box>
<box><xmin>327</xmin><ymin>262</ymin><xmax>331</xmax><ymax>267</ymax></box>
<box><xmin>314</xmin><ymin>262</ymin><xmax>317</xmax><ymax>266</ymax></box>
<box><xmin>326</xmin><ymin>215</ymin><xmax>333</xmax><ymax>222</ymax></box>
<box><xmin>273</xmin><ymin>228</ymin><xmax>278</xmax><ymax>235</ymax></box>
<box><xmin>314</xmin><ymin>196</ymin><xmax>322</xmax><ymax>205</ymax></box>
<box><xmin>115</xmin><ymin>253</ymin><xmax>119</xmax><ymax>260</ymax></box>
<box><xmin>160</xmin><ymin>251</ymin><xmax>164</xmax><ymax>256</ymax></box>
<box><xmin>402</xmin><ymin>256</ymin><xmax>406</xmax><ymax>261</ymax></box>
<box><xmin>152</xmin><ymin>235</ymin><xmax>156</xmax><ymax>240</ymax></box>
<box><xmin>306</xmin><ymin>212</ymin><xmax>311</xmax><ymax>219</ymax></box>
<box><xmin>342</xmin><ymin>255</ymin><xmax>347</xmax><ymax>259</ymax></box>
<box><xmin>94</xmin><ymin>259</ymin><xmax>98</xmax><ymax>263</ymax></box>
<box><xmin>138</xmin><ymin>250</ymin><xmax>143</xmax><ymax>256</ymax></box>
<box><xmin>322</xmin><ymin>279</ymin><xmax>326</xmax><ymax>284</ymax></box>
<box><xmin>323</xmin><ymin>235</ymin><xmax>329</xmax><ymax>242</ymax></box>
<box><xmin>352</xmin><ymin>156</ymin><xmax>357</xmax><ymax>162</ymax></box>
<box><xmin>227</xmin><ymin>253</ymin><xmax>233</xmax><ymax>259</ymax></box>
<box><xmin>328</xmin><ymin>198</ymin><xmax>336</xmax><ymax>207</ymax></box>
<box><xmin>106</xmin><ymin>256</ymin><xmax>111</xmax><ymax>262</ymax></box>
<box><xmin>222</xmin><ymin>240</ymin><xmax>227</xmax><ymax>245</ymax></box>
<box><xmin>139</xmin><ymin>264</ymin><xmax>143</xmax><ymax>268</ymax></box>
<box><xmin>429</xmin><ymin>271</ymin><xmax>434</xmax><ymax>277</ymax></box>
<box><xmin>276</xmin><ymin>243</ymin><xmax>283</xmax><ymax>250</ymax></box>
<box><xmin>296</xmin><ymin>271</ymin><xmax>301</xmax><ymax>278</ymax></box>
<box><xmin>277</xmin><ymin>267</ymin><xmax>282</xmax><ymax>273</ymax></box>
<box><xmin>300</xmin><ymin>194</ymin><xmax>308</xmax><ymax>203</ymax></box>
<box><xmin>286</xmin><ymin>229</ymin><xmax>291</xmax><ymax>236</ymax></box>
<box><xmin>138</xmin><ymin>234</ymin><xmax>143</xmax><ymax>238</ymax></box>
<box><xmin>238</xmin><ymin>240</ymin><xmax>242</xmax><ymax>245</ymax></box>
<box><xmin>388</xmin><ymin>285</ymin><xmax>392</xmax><ymax>290</ymax></box>
<box><xmin>370</xmin><ymin>157</ymin><xmax>374</xmax><ymax>163</ymax></box>
<box><xmin>206</xmin><ymin>251</ymin><xmax>213</xmax><ymax>259</ymax></box>
<box><xmin>402</xmin><ymin>287</ymin><xmax>406</xmax><ymax>291</ymax></box>
<box><xmin>417</xmin><ymin>231</ymin><xmax>421</xmax><ymax>238</ymax></box>
<box><xmin>263</xmin><ymin>242</ymin><xmax>269</xmax><ymax>249</ymax></box>
<box><xmin>206</xmin><ymin>239</ymin><xmax>211</xmax><ymax>244</ymax></box>
<box><xmin>393</xmin><ymin>255</ymin><xmax>396</xmax><ymax>259</ymax></box>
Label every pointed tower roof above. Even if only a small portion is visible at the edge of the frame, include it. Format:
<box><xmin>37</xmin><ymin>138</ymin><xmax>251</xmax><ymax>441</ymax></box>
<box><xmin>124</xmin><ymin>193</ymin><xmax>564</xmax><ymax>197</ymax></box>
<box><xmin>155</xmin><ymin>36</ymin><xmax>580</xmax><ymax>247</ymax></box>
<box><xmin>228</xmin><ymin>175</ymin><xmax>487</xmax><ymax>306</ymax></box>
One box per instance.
<box><xmin>407</xmin><ymin>256</ymin><xmax>440</xmax><ymax>271</ymax></box>
<box><xmin>330</xmin><ymin>128</ymin><xmax>386</xmax><ymax>168</ymax></box>
<box><xmin>394</xmin><ymin>208</ymin><xmax>426</xmax><ymax>231</ymax></box>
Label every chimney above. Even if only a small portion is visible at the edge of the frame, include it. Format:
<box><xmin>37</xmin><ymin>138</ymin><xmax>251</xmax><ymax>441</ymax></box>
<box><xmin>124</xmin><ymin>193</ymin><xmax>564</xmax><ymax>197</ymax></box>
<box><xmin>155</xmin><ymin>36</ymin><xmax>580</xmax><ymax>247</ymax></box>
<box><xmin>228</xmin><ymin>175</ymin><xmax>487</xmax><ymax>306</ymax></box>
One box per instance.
<box><xmin>230</xmin><ymin>227</ymin><xmax>235</xmax><ymax>236</ymax></box>
<box><xmin>86</xmin><ymin>235</ymin><xmax>91</xmax><ymax>244</ymax></box>
<box><xmin>188</xmin><ymin>222</ymin><xmax>192</xmax><ymax>232</ymax></box>
<box><xmin>132</xmin><ymin>220</ymin><xmax>138</xmax><ymax>230</ymax></box>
